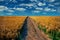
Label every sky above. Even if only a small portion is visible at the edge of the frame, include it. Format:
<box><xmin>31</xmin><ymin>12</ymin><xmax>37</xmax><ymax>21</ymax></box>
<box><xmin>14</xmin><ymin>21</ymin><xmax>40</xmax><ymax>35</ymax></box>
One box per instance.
<box><xmin>0</xmin><ymin>0</ymin><xmax>60</xmax><ymax>16</ymax></box>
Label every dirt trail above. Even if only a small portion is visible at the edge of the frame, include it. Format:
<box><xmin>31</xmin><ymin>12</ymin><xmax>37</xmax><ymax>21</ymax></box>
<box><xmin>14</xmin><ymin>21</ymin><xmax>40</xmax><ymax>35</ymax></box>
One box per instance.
<box><xmin>20</xmin><ymin>17</ymin><xmax>51</xmax><ymax>40</ymax></box>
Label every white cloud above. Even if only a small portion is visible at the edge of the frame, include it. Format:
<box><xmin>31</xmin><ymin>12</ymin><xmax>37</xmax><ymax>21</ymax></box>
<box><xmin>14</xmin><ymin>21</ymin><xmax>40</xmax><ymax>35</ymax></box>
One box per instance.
<box><xmin>46</xmin><ymin>0</ymin><xmax>55</xmax><ymax>2</ymax></box>
<box><xmin>49</xmin><ymin>4</ymin><xmax>54</xmax><ymax>6</ymax></box>
<box><xmin>51</xmin><ymin>9</ymin><xmax>56</xmax><ymax>12</ymax></box>
<box><xmin>44</xmin><ymin>8</ymin><xmax>51</xmax><ymax>11</ymax></box>
<box><xmin>0</xmin><ymin>6</ymin><xmax>26</xmax><ymax>12</ymax></box>
<box><xmin>20</xmin><ymin>3</ymin><xmax>34</xmax><ymax>7</ymax></box>
<box><xmin>0</xmin><ymin>0</ymin><xmax>4</xmax><ymax>1</ymax></box>
<box><xmin>33</xmin><ymin>5</ymin><xmax>38</xmax><ymax>8</ymax></box>
<box><xmin>0</xmin><ymin>6</ymin><xmax>14</xmax><ymax>13</ymax></box>
<box><xmin>33</xmin><ymin>10</ymin><xmax>40</xmax><ymax>13</ymax></box>
<box><xmin>44</xmin><ymin>7</ymin><xmax>51</xmax><ymax>11</ymax></box>
<box><xmin>7</xmin><ymin>9</ymin><xmax>14</xmax><ymax>12</ymax></box>
<box><xmin>13</xmin><ymin>7</ymin><xmax>16</xmax><ymax>9</ymax></box>
<box><xmin>38</xmin><ymin>2</ymin><xmax>46</xmax><ymax>6</ymax></box>
<box><xmin>11</xmin><ymin>0</ymin><xmax>17</xmax><ymax>3</ymax></box>
<box><xmin>54</xmin><ymin>3</ymin><xmax>60</xmax><ymax>5</ymax></box>
<box><xmin>0</xmin><ymin>6</ymin><xmax>8</xmax><ymax>11</ymax></box>
<box><xmin>16</xmin><ymin>8</ymin><xmax>26</xmax><ymax>11</ymax></box>
<box><xmin>42</xmin><ymin>13</ymin><xmax>47</xmax><ymax>14</ymax></box>
<box><xmin>49</xmin><ymin>0</ymin><xmax>55</xmax><ymax>2</ymax></box>
<box><xmin>36</xmin><ymin>7</ymin><xmax>43</xmax><ymax>10</ymax></box>
<box><xmin>44</xmin><ymin>7</ymin><xmax>56</xmax><ymax>12</ymax></box>
<box><xmin>30</xmin><ymin>0</ymin><xmax>37</xmax><ymax>2</ymax></box>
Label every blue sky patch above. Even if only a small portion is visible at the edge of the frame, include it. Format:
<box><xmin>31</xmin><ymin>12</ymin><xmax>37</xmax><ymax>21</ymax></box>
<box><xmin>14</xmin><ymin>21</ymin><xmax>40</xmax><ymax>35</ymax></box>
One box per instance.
<box><xmin>0</xmin><ymin>0</ymin><xmax>60</xmax><ymax>16</ymax></box>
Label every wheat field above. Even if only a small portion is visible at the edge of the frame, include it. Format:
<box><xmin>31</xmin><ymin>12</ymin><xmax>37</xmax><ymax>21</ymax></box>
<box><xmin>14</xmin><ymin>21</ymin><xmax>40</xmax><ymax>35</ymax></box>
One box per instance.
<box><xmin>0</xmin><ymin>16</ymin><xmax>60</xmax><ymax>39</ymax></box>
<box><xmin>0</xmin><ymin>16</ymin><xmax>26</xmax><ymax>38</ymax></box>
<box><xmin>30</xmin><ymin>16</ymin><xmax>60</xmax><ymax>31</ymax></box>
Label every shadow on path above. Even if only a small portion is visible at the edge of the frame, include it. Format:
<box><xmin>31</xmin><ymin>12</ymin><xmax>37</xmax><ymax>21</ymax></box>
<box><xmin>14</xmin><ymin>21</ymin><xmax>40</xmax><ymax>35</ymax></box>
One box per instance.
<box><xmin>18</xmin><ymin>17</ymin><xmax>28</xmax><ymax>40</ymax></box>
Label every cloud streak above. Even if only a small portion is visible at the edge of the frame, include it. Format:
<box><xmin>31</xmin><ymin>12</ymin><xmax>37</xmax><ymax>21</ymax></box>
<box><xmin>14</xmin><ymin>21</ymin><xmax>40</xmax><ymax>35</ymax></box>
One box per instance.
<box><xmin>0</xmin><ymin>0</ymin><xmax>59</xmax><ymax>16</ymax></box>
